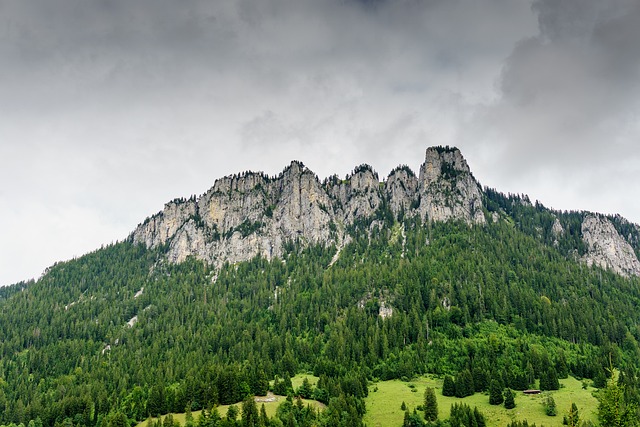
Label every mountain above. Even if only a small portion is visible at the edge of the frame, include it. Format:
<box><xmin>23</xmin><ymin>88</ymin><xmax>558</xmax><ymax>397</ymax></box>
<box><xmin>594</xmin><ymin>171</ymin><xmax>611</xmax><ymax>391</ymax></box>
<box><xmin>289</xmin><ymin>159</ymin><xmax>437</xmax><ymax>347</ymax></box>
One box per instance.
<box><xmin>132</xmin><ymin>146</ymin><xmax>639</xmax><ymax>277</ymax></box>
<box><xmin>2</xmin><ymin>146</ymin><xmax>640</xmax><ymax>427</ymax></box>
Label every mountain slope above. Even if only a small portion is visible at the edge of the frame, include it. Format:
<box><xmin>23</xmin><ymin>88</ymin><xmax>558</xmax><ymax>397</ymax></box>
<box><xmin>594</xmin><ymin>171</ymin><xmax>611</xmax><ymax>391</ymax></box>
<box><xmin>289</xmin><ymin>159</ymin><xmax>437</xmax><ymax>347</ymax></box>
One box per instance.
<box><xmin>1</xmin><ymin>146</ymin><xmax>640</xmax><ymax>427</ymax></box>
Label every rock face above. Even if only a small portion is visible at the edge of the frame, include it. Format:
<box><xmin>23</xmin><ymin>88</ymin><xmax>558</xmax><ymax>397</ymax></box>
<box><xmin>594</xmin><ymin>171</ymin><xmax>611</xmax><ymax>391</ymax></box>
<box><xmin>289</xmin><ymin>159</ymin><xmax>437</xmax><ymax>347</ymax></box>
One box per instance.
<box><xmin>131</xmin><ymin>146</ymin><xmax>487</xmax><ymax>268</ymax></box>
<box><xmin>581</xmin><ymin>215</ymin><xmax>640</xmax><ymax>277</ymax></box>
<box><xmin>418</xmin><ymin>147</ymin><xmax>485</xmax><ymax>224</ymax></box>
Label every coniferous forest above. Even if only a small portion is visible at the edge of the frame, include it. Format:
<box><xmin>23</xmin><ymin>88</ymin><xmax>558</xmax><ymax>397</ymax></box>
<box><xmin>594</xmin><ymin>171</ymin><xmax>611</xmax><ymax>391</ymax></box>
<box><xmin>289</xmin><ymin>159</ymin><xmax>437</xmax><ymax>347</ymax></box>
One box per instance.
<box><xmin>1</xmin><ymin>190</ymin><xmax>640</xmax><ymax>427</ymax></box>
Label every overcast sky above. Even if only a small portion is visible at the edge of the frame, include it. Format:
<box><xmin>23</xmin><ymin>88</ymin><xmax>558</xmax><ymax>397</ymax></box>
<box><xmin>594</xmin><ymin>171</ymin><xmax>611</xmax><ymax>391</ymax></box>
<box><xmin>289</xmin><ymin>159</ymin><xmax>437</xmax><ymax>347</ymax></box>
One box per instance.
<box><xmin>1</xmin><ymin>0</ymin><xmax>639</xmax><ymax>286</ymax></box>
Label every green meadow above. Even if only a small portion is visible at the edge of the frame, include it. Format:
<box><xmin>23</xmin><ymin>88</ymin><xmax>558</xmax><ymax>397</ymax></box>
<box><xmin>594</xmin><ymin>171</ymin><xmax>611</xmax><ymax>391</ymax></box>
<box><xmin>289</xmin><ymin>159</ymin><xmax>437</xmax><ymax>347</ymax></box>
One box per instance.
<box><xmin>135</xmin><ymin>375</ymin><xmax>323</xmax><ymax>427</ymax></box>
<box><xmin>364</xmin><ymin>375</ymin><xmax>599</xmax><ymax>427</ymax></box>
<box><xmin>136</xmin><ymin>374</ymin><xmax>598</xmax><ymax>427</ymax></box>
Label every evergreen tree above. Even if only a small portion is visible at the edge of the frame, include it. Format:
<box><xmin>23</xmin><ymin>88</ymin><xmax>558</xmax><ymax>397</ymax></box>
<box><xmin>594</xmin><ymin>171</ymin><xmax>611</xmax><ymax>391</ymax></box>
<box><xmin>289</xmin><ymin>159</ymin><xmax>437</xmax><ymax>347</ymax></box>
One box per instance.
<box><xmin>454</xmin><ymin>370</ymin><xmax>474</xmax><ymax>398</ymax></box>
<box><xmin>597</xmin><ymin>380</ymin><xmax>639</xmax><ymax>427</ymax></box>
<box><xmin>472</xmin><ymin>365</ymin><xmax>489</xmax><ymax>392</ymax></box>
<box><xmin>442</xmin><ymin>376</ymin><xmax>456</xmax><ymax>397</ymax></box>
<box><xmin>297</xmin><ymin>378</ymin><xmax>313</xmax><ymax>399</ymax></box>
<box><xmin>504</xmin><ymin>388</ymin><xmax>515</xmax><ymax>409</ymax></box>
<box><xmin>449</xmin><ymin>403</ymin><xmax>485</xmax><ymax>427</ymax></box>
<box><xmin>227</xmin><ymin>405</ymin><xmax>239</xmax><ymax>422</ymax></box>
<box><xmin>163</xmin><ymin>414</ymin><xmax>175</xmax><ymax>427</ymax></box>
<box><xmin>148</xmin><ymin>385</ymin><xmax>166</xmax><ymax>417</ymax></box>
<box><xmin>544</xmin><ymin>395</ymin><xmax>557</xmax><ymax>416</ymax></box>
<box><xmin>423</xmin><ymin>387</ymin><xmax>438</xmax><ymax>422</ymax></box>
<box><xmin>540</xmin><ymin>367</ymin><xmax>560</xmax><ymax>391</ymax></box>
<box><xmin>566</xmin><ymin>403</ymin><xmax>579</xmax><ymax>427</ymax></box>
<box><xmin>489</xmin><ymin>380</ymin><xmax>504</xmax><ymax>405</ymax></box>
<box><xmin>185</xmin><ymin>403</ymin><xmax>194</xmax><ymax>427</ymax></box>
<box><xmin>241</xmin><ymin>396</ymin><xmax>259</xmax><ymax>427</ymax></box>
<box><xmin>108</xmin><ymin>413</ymin><xmax>129</xmax><ymax>427</ymax></box>
<box><xmin>259</xmin><ymin>404</ymin><xmax>268</xmax><ymax>427</ymax></box>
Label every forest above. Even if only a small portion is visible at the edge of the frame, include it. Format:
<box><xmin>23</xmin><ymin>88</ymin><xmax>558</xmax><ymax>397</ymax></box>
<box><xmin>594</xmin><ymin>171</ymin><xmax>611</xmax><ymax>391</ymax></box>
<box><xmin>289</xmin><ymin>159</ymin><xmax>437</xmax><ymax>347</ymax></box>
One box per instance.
<box><xmin>1</xmin><ymin>190</ymin><xmax>639</xmax><ymax>426</ymax></box>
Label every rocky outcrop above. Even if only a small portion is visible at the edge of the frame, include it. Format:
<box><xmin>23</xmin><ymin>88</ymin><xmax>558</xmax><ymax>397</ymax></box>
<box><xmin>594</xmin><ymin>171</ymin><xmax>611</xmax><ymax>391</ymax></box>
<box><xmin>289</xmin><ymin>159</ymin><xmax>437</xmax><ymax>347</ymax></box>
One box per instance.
<box><xmin>581</xmin><ymin>214</ymin><xmax>640</xmax><ymax>277</ymax></box>
<box><xmin>417</xmin><ymin>147</ymin><xmax>485</xmax><ymax>224</ymax></box>
<box><xmin>552</xmin><ymin>217</ymin><xmax>564</xmax><ymax>236</ymax></box>
<box><xmin>132</xmin><ymin>146</ymin><xmax>486</xmax><ymax>268</ymax></box>
<box><xmin>134</xmin><ymin>199</ymin><xmax>197</xmax><ymax>248</ymax></box>
<box><xmin>386</xmin><ymin>166</ymin><xmax>418</xmax><ymax>218</ymax></box>
<box><xmin>328</xmin><ymin>165</ymin><xmax>382</xmax><ymax>224</ymax></box>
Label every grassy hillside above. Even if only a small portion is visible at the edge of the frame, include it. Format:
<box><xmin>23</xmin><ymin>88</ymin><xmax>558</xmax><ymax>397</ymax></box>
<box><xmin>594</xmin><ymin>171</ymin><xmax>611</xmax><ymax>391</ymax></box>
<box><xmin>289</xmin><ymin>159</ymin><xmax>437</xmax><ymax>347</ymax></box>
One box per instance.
<box><xmin>364</xmin><ymin>375</ymin><xmax>598</xmax><ymax>427</ymax></box>
<box><xmin>134</xmin><ymin>375</ymin><xmax>324</xmax><ymax>427</ymax></box>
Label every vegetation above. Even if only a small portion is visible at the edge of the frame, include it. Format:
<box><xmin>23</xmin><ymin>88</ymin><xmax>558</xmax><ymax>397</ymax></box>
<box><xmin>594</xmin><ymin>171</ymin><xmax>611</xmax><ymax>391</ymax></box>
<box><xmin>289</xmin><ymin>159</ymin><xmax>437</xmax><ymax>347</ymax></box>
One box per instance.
<box><xmin>423</xmin><ymin>387</ymin><xmax>438</xmax><ymax>422</ymax></box>
<box><xmin>1</xmin><ymin>190</ymin><xmax>640</xmax><ymax>426</ymax></box>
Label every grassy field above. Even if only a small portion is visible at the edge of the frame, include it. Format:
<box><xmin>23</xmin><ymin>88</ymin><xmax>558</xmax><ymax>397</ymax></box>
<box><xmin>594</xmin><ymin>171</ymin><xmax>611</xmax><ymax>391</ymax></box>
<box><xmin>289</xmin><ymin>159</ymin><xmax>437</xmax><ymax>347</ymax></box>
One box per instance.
<box><xmin>364</xmin><ymin>375</ymin><xmax>599</xmax><ymax>427</ymax></box>
<box><xmin>135</xmin><ymin>374</ymin><xmax>323</xmax><ymax>427</ymax></box>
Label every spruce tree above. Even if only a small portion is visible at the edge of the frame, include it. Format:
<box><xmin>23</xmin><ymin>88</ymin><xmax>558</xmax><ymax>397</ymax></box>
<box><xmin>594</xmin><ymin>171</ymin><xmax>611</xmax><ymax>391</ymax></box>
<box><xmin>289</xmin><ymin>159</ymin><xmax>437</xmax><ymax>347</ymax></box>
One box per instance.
<box><xmin>504</xmin><ymin>388</ymin><xmax>516</xmax><ymax>409</ymax></box>
<box><xmin>423</xmin><ymin>387</ymin><xmax>438</xmax><ymax>422</ymax></box>
<box><xmin>242</xmin><ymin>396</ymin><xmax>259</xmax><ymax>427</ymax></box>
<box><xmin>489</xmin><ymin>380</ymin><xmax>504</xmax><ymax>405</ymax></box>
<box><xmin>544</xmin><ymin>395</ymin><xmax>557</xmax><ymax>416</ymax></box>
<box><xmin>454</xmin><ymin>370</ymin><xmax>474</xmax><ymax>398</ymax></box>
<box><xmin>442</xmin><ymin>376</ymin><xmax>456</xmax><ymax>397</ymax></box>
<box><xmin>597</xmin><ymin>380</ymin><xmax>638</xmax><ymax>427</ymax></box>
<box><xmin>540</xmin><ymin>367</ymin><xmax>559</xmax><ymax>391</ymax></box>
<box><xmin>566</xmin><ymin>403</ymin><xmax>579</xmax><ymax>427</ymax></box>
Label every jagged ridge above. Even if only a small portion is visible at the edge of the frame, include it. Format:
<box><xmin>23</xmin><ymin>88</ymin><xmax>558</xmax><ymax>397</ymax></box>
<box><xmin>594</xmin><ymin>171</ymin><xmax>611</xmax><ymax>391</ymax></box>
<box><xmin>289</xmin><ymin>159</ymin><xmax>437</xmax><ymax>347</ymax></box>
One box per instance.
<box><xmin>132</xmin><ymin>146</ymin><xmax>484</xmax><ymax>267</ymax></box>
<box><xmin>131</xmin><ymin>146</ymin><xmax>640</xmax><ymax>277</ymax></box>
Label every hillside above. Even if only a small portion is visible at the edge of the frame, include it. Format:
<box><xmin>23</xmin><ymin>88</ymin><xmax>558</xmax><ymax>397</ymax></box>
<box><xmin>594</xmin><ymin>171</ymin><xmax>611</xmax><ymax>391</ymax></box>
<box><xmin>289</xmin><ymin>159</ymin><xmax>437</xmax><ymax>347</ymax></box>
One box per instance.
<box><xmin>1</xmin><ymin>146</ymin><xmax>640</xmax><ymax>427</ymax></box>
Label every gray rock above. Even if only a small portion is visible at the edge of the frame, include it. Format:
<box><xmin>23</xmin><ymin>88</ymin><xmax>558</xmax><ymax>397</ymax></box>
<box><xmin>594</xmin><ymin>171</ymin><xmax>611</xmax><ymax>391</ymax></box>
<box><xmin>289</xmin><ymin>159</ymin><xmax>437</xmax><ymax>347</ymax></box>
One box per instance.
<box><xmin>581</xmin><ymin>214</ymin><xmax>640</xmax><ymax>277</ymax></box>
<box><xmin>385</xmin><ymin>167</ymin><xmax>418</xmax><ymax>218</ymax></box>
<box><xmin>131</xmin><ymin>146</ymin><xmax>488</xmax><ymax>269</ymax></box>
<box><xmin>417</xmin><ymin>147</ymin><xmax>485</xmax><ymax>224</ymax></box>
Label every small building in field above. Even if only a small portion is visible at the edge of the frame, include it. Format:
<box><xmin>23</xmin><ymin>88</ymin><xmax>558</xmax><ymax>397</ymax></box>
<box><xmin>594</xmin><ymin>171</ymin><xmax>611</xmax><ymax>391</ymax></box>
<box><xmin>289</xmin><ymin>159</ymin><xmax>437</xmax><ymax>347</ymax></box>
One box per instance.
<box><xmin>523</xmin><ymin>389</ymin><xmax>541</xmax><ymax>395</ymax></box>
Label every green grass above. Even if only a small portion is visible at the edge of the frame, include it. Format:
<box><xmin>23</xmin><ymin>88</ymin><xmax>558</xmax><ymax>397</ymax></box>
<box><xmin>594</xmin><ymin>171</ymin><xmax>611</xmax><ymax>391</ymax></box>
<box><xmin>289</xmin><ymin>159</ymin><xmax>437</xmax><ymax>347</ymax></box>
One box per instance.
<box><xmin>364</xmin><ymin>375</ymin><xmax>599</xmax><ymax>427</ymax></box>
<box><xmin>135</xmin><ymin>375</ymin><xmax>323</xmax><ymax>427</ymax></box>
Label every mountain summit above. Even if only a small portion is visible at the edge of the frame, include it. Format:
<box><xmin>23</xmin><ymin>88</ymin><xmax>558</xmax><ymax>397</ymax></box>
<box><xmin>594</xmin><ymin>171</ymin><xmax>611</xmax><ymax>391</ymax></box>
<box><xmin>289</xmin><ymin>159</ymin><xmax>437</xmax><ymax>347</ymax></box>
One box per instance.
<box><xmin>132</xmin><ymin>146</ymin><xmax>640</xmax><ymax>277</ymax></box>
<box><xmin>132</xmin><ymin>147</ymin><xmax>485</xmax><ymax>266</ymax></box>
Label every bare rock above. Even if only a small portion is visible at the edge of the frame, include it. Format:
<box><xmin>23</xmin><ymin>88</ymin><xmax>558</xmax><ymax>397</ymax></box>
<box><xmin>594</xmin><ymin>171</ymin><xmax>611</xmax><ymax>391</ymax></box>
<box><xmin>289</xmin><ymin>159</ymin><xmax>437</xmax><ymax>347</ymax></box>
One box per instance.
<box><xmin>385</xmin><ymin>167</ymin><xmax>418</xmax><ymax>218</ymax></box>
<box><xmin>581</xmin><ymin>214</ymin><xmax>640</xmax><ymax>277</ymax></box>
<box><xmin>417</xmin><ymin>147</ymin><xmax>485</xmax><ymax>224</ymax></box>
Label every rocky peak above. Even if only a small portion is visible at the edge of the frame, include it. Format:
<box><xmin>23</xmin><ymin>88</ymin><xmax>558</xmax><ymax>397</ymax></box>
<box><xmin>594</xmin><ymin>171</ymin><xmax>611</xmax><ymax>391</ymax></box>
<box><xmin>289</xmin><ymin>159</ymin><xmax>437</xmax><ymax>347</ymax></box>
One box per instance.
<box><xmin>385</xmin><ymin>166</ymin><xmax>418</xmax><ymax>218</ymax></box>
<box><xmin>329</xmin><ymin>165</ymin><xmax>382</xmax><ymax>224</ymax></box>
<box><xmin>132</xmin><ymin>145</ymin><xmax>487</xmax><ymax>270</ymax></box>
<box><xmin>417</xmin><ymin>146</ymin><xmax>485</xmax><ymax>224</ymax></box>
<box><xmin>581</xmin><ymin>214</ymin><xmax>640</xmax><ymax>277</ymax></box>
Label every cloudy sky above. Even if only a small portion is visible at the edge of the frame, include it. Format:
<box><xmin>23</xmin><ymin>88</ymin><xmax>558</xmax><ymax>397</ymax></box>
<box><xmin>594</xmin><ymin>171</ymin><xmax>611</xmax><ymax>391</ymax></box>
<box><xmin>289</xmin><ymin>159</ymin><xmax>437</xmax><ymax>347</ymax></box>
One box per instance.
<box><xmin>1</xmin><ymin>0</ymin><xmax>639</xmax><ymax>286</ymax></box>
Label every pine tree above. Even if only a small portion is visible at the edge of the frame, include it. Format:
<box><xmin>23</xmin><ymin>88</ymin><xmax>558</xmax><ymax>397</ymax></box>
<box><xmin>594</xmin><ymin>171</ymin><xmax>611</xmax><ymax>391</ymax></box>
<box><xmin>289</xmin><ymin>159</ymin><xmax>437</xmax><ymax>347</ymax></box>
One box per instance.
<box><xmin>442</xmin><ymin>376</ymin><xmax>456</xmax><ymax>397</ymax></box>
<box><xmin>489</xmin><ymin>380</ymin><xmax>504</xmax><ymax>405</ymax></box>
<box><xmin>423</xmin><ymin>387</ymin><xmax>438</xmax><ymax>422</ymax></box>
<box><xmin>504</xmin><ymin>388</ymin><xmax>515</xmax><ymax>409</ymax></box>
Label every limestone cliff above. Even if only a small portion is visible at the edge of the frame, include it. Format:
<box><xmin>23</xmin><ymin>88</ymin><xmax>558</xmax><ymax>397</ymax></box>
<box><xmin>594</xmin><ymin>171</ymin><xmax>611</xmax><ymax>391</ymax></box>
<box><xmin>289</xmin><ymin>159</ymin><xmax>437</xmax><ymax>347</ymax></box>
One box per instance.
<box><xmin>131</xmin><ymin>146</ymin><xmax>486</xmax><ymax>268</ymax></box>
<box><xmin>581</xmin><ymin>214</ymin><xmax>640</xmax><ymax>277</ymax></box>
<box><xmin>132</xmin><ymin>146</ymin><xmax>640</xmax><ymax>278</ymax></box>
<box><xmin>417</xmin><ymin>147</ymin><xmax>485</xmax><ymax>224</ymax></box>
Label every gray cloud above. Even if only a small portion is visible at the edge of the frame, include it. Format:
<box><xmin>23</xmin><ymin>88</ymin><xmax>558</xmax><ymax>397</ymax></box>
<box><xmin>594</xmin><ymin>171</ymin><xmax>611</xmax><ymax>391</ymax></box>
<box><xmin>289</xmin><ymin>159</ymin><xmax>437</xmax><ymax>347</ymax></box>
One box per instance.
<box><xmin>464</xmin><ymin>0</ymin><xmax>640</xmax><ymax>217</ymax></box>
<box><xmin>1</xmin><ymin>0</ymin><xmax>638</xmax><ymax>285</ymax></box>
